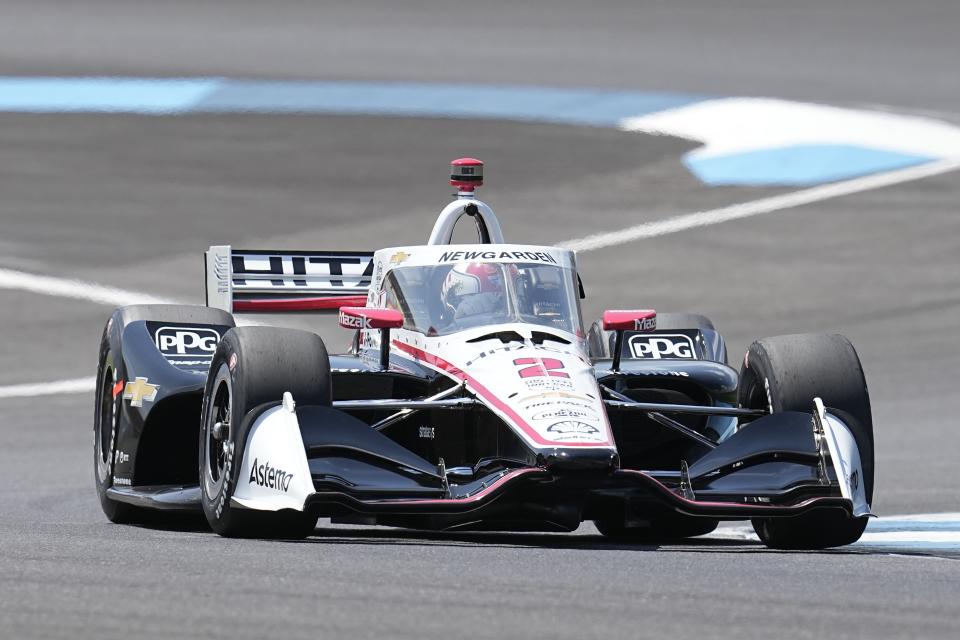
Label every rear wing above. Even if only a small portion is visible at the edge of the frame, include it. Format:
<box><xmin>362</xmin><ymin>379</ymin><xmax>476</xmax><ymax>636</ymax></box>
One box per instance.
<box><xmin>205</xmin><ymin>245</ymin><xmax>373</xmax><ymax>313</ymax></box>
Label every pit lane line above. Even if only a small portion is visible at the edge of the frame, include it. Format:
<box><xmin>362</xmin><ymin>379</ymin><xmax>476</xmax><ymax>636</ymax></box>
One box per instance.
<box><xmin>2</xmin><ymin>158</ymin><xmax>960</xmax><ymax>400</ymax></box>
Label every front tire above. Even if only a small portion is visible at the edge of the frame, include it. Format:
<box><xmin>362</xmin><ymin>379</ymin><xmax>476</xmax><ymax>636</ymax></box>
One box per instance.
<box><xmin>200</xmin><ymin>326</ymin><xmax>329</xmax><ymax>538</ymax></box>
<box><xmin>738</xmin><ymin>333</ymin><xmax>874</xmax><ymax>549</ymax></box>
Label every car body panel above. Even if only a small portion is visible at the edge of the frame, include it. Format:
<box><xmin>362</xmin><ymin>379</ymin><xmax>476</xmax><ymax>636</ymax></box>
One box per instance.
<box><xmin>96</xmin><ymin>187</ymin><xmax>871</xmax><ymax>533</ymax></box>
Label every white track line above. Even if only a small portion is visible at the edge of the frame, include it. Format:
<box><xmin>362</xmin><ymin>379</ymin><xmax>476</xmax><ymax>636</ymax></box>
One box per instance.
<box><xmin>0</xmin><ymin>267</ymin><xmax>174</xmax><ymax>306</ymax></box>
<box><xmin>0</xmin><ymin>268</ymin><xmax>267</xmax><ymax>400</ymax></box>
<box><xmin>0</xmin><ymin>376</ymin><xmax>97</xmax><ymax>398</ymax></box>
<box><xmin>0</xmin><ymin>269</ymin><xmax>174</xmax><ymax>399</ymax></box>
<box><xmin>561</xmin><ymin>158</ymin><xmax>960</xmax><ymax>252</ymax></box>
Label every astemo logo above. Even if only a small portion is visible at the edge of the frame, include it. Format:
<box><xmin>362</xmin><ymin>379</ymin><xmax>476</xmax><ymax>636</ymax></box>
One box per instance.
<box><xmin>247</xmin><ymin>458</ymin><xmax>293</xmax><ymax>492</ymax></box>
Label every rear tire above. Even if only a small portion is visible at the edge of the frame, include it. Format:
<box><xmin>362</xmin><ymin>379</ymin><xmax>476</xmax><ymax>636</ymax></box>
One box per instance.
<box><xmin>199</xmin><ymin>326</ymin><xmax>328</xmax><ymax>538</ymax></box>
<box><xmin>94</xmin><ymin>327</ymin><xmax>144</xmax><ymax>523</ymax></box>
<box><xmin>738</xmin><ymin>333</ymin><xmax>874</xmax><ymax>549</ymax></box>
<box><xmin>94</xmin><ymin>304</ymin><xmax>235</xmax><ymax>524</ymax></box>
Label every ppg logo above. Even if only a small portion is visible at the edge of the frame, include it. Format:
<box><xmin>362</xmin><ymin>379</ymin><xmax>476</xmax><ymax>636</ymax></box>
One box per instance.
<box><xmin>628</xmin><ymin>334</ymin><xmax>697</xmax><ymax>360</ymax></box>
<box><xmin>154</xmin><ymin>326</ymin><xmax>221</xmax><ymax>362</ymax></box>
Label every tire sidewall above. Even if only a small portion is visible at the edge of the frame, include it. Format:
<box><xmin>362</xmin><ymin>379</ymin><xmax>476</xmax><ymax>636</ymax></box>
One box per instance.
<box><xmin>198</xmin><ymin>326</ymin><xmax>327</xmax><ymax>538</ymax></box>
<box><xmin>738</xmin><ymin>335</ymin><xmax>873</xmax><ymax>548</ymax></box>
<box><xmin>93</xmin><ymin>317</ymin><xmax>140</xmax><ymax>523</ymax></box>
<box><xmin>200</xmin><ymin>361</ymin><xmax>237</xmax><ymax>533</ymax></box>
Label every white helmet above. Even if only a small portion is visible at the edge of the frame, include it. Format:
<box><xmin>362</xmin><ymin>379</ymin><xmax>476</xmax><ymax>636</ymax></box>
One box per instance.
<box><xmin>442</xmin><ymin>263</ymin><xmax>506</xmax><ymax>313</ymax></box>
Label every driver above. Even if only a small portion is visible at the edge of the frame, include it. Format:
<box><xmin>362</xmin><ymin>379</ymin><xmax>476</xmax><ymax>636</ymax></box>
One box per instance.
<box><xmin>441</xmin><ymin>262</ymin><xmax>509</xmax><ymax>321</ymax></box>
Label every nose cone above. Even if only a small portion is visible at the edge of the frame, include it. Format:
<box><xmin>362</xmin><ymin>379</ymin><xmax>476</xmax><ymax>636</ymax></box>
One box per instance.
<box><xmin>461</xmin><ymin>341</ymin><xmax>615</xmax><ymax>450</ymax></box>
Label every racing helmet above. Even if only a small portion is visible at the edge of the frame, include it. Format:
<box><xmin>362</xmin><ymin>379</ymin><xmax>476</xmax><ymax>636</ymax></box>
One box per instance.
<box><xmin>441</xmin><ymin>262</ymin><xmax>507</xmax><ymax>317</ymax></box>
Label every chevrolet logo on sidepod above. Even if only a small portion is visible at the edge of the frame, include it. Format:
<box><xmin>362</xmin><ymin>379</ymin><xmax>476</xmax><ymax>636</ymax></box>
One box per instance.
<box><xmin>122</xmin><ymin>377</ymin><xmax>159</xmax><ymax>407</ymax></box>
<box><xmin>389</xmin><ymin>251</ymin><xmax>411</xmax><ymax>265</ymax></box>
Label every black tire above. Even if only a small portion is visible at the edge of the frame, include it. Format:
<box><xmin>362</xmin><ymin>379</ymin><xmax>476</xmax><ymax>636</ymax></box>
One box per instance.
<box><xmin>199</xmin><ymin>326</ymin><xmax>328</xmax><ymax>539</ymax></box>
<box><xmin>738</xmin><ymin>333</ymin><xmax>874</xmax><ymax>549</ymax></box>
<box><xmin>594</xmin><ymin>514</ymin><xmax>719</xmax><ymax>541</ymax></box>
<box><xmin>94</xmin><ymin>304</ymin><xmax>234</xmax><ymax>524</ymax></box>
<box><xmin>94</xmin><ymin>325</ymin><xmax>143</xmax><ymax>523</ymax></box>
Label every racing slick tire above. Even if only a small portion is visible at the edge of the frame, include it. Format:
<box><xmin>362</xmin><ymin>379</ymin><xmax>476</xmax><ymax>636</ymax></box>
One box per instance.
<box><xmin>587</xmin><ymin>312</ymin><xmax>718</xmax><ymax>359</ymax></box>
<box><xmin>94</xmin><ymin>304</ymin><xmax>235</xmax><ymax>524</ymax></box>
<box><xmin>593</xmin><ymin>513</ymin><xmax>719</xmax><ymax>541</ymax></box>
<box><xmin>200</xmin><ymin>326</ymin><xmax>327</xmax><ymax>539</ymax></box>
<box><xmin>737</xmin><ymin>333</ymin><xmax>874</xmax><ymax>549</ymax></box>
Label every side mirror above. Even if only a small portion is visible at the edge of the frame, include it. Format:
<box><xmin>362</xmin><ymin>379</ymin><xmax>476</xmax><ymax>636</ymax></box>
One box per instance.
<box><xmin>339</xmin><ymin>307</ymin><xmax>403</xmax><ymax>369</ymax></box>
<box><xmin>602</xmin><ymin>309</ymin><xmax>657</xmax><ymax>332</ymax></box>
<box><xmin>338</xmin><ymin>307</ymin><xmax>404</xmax><ymax>330</ymax></box>
<box><xmin>601</xmin><ymin>310</ymin><xmax>656</xmax><ymax>371</ymax></box>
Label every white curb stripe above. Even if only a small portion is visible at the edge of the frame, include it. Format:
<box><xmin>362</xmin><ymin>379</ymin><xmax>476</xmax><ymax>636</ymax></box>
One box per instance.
<box><xmin>560</xmin><ymin>158</ymin><xmax>960</xmax><ymax>252</ymax></box>
<box><xmin>620</xmin><ymin>98</ymin><xmax>960</xmax><ymax>163</ymax></box>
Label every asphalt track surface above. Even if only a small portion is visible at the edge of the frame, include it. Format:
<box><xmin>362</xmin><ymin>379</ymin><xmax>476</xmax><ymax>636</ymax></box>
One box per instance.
<box><xmin>2</xmin><ymin>2</ymin><xmax>959</xmax><ymax>639</ymax></box>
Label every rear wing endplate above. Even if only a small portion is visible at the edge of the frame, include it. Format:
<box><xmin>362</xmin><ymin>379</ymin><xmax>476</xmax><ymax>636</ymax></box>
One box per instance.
<box><xmin>205</xmin><ymin>245</ymin><xmax>373</xmax><ymax>313</ymax></box>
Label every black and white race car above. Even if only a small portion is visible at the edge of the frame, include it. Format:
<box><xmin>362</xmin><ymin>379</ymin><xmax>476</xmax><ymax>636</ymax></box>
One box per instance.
<box><xmin>94</xmin><ymin>158</ymin><xmax>874</xmax><ymax>548</ymax></box>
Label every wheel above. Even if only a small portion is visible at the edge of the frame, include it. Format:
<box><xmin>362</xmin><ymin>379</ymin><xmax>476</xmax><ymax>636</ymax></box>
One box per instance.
<box><xmin>594</xmin><ymin>514</ymin><xmax>718</xmax><ymax>541</ymax></box>
<box><xmin>94</xmin><ymin>325</ymin><xmax>144</xmax><ymax>523</ymax></box>
<box><xmin>738</xmin><ymin>333</ymin><xmax>874</xmax><ymax>549</ymax></box>
<box><xmin>93</xmin><ymin>304</ymin><xmax>235</xmax><ymax>524</ymax></box>
<box><xmin>200</xmin><ymin>326</ymin><xmax>328</xmax><ymax>538</ymax></box>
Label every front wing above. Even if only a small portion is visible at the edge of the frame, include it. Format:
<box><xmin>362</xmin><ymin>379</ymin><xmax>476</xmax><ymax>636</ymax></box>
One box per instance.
<box><xmin>223</xmin><ymin>393</ymin><xmax>871</xmax><ymax>531</ymax></box>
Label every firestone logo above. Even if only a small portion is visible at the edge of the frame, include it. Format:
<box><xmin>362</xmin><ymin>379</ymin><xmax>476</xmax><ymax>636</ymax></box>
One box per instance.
<box><xmin>248</xmin><ymin>458</ymin><xmax>294</xmax><ymax>492</ymax></box>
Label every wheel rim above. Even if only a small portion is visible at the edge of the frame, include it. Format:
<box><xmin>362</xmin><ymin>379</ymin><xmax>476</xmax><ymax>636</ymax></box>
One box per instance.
<box><xmin>203</xmin><ymin>364</ymin><xmax>232</xmax><ymax>498</ymax></box>
<box><xmin>95</xmin><ymin>366</ymin><xmax>117</xmax><ymax>483</ymax></box>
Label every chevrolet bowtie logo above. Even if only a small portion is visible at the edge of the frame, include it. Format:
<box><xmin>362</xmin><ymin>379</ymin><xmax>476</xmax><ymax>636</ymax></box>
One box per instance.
<box><xmin>389</xmin><ymin>251</ymin><xmax>411</xmax><ymax>265</ymax></box>
<box><xmin>122</xmin><ymin>377</ymin><xmax>159</xmax><ymax>407</ymax></box>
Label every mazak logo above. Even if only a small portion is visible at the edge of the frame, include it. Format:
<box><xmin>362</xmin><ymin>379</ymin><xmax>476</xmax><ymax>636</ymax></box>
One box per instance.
<box><xmin>628</xmin><ymin>334</ymin><xmax>697</xmax><ymax>360</ymax></box>
<box><xmin>338</xmin><ymin>310</ymin><xmax>367</xmax><ymax>329</ymax></box>
<box><xmin>154</xmin><ymin>326</ymin><xmax>221</xmax><ymax>364</ymax></box>
<box><xmin>248</xmin><ymin>458</ymin><xmax>293</xmax><ymax>492</ymax></box>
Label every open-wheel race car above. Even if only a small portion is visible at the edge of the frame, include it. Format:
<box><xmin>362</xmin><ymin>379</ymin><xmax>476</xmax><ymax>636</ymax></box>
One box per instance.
<box><xmin>94</xmin><ymin>158</ymin><xmax>874</xmax><ymax>549</ymax></box>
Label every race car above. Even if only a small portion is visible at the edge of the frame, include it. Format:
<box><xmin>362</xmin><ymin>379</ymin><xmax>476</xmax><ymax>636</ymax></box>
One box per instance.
<box><xmin>94</xmin><ymin>158</ymin><xmax>874</xmax><ymax>549</ymax></box>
